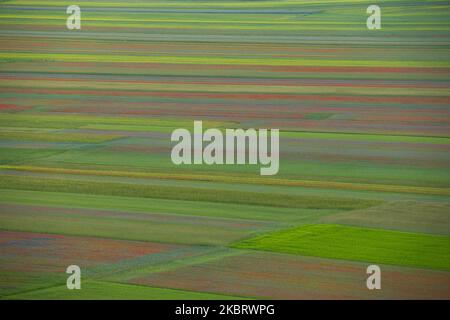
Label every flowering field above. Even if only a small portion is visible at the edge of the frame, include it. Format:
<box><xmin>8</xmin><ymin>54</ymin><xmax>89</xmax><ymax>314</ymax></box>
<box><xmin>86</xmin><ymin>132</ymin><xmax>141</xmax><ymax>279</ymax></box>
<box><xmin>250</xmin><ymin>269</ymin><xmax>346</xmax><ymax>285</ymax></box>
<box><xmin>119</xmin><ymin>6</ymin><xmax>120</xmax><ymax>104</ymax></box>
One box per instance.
<box><xmin>129</xmin><ymin>251</ymin><xmax>450</xmax><ymax>300</ymax></box>
<box><xmin>0</xmin><ymin>0</ymin><xmax>449</xmax><ymax>299</ymax></box>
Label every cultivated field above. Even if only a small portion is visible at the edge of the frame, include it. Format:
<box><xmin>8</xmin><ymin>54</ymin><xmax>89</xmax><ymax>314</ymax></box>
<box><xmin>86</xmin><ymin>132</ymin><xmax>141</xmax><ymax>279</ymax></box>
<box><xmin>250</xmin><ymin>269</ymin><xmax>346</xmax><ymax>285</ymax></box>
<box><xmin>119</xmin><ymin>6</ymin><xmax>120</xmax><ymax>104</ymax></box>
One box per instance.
<box><xmin>0</xmin><ymin>0</ymin><xmax>449</xmax><ymax>299</ymax></box>
<box><xmin>234</xmin><ymin>224</ymin><xmax>450</xmax><ymax>271</ymax></box>
<box><xmin>127</xmin><ymin>251</ymin><xmax>450</xmax><ymax>299</ymax></box>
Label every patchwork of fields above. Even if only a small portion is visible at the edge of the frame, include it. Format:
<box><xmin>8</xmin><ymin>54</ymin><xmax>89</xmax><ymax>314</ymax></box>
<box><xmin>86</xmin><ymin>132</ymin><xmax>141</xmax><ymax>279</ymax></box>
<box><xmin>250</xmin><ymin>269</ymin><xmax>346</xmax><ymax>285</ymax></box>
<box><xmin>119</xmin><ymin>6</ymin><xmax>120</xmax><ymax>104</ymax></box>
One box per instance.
<box><xmin>0</xmin><ymin>0</ymin><xmax>449</xmax><ymax>299</ymax></box>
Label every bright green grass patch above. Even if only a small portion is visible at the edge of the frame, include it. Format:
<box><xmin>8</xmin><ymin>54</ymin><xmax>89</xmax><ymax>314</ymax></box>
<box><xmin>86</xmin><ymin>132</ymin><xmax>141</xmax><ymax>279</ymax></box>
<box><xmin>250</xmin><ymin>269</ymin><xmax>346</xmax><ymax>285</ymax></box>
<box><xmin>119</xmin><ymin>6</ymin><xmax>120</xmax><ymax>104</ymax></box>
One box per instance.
<box><xmin>234</xmin><ymin>224</ymin><xmax>450</xmax><ymax>271</ymax></box>
<box><xmin>5</xmin><ymin>280</ymin><xmax>242</xmax><ymax>300</ymax></box>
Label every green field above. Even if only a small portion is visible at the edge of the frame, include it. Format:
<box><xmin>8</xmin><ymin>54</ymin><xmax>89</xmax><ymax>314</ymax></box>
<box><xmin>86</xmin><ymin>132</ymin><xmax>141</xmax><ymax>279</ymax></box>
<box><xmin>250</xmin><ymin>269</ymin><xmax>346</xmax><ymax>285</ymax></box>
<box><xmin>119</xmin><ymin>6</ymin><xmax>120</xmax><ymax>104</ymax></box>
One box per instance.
<box><xmin>6</xmin><ymin>281</ymin><xmax>242</xmax><ymax>300</ymax></box>
<box><xmin>1</xmin><ymin>0</ymin><xmax>449</xmax><ymax>300</ymax></box>
<box><xmin>0</xmin><ymin>174</ymin><xmax>379</xmax><ymax>210</ymax></box>
<box><xmin>234</xmin><ymin>224</ymin><xmax>450</xmax><ymax>271</ymax></box>
<box><xmin>322</xmin><ymin>201</ymin><xmax>450</xmax><ymax>235</ymax></box>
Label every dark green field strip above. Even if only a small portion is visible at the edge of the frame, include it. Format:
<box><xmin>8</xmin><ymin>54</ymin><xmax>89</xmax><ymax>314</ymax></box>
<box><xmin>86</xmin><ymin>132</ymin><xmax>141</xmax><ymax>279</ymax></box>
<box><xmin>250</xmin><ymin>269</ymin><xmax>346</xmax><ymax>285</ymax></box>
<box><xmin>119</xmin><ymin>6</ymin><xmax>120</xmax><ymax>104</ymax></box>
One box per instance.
<box><xmin>6</xmin><ymin>131</ymin><xmax>445</xmax><ymax>189</ymax></box>
<box><xmin>0</xmin><ymin>130</ymin><xmax>123</xmax><ymax>143</ymax></box>
<box><xmin>282</xmin><ymin>131</ymin><xmax>450</xmax><ymax>145</ymax></box>
<box><xmin>26</xmin><ymin>148</ymin><xmax>450</xmax><ymax>189</ymax></box>
<box><xmin>0</xmin><ymin>148</ymin><xmax>64</xmax><ymax>165</ymax></box>
<box><xmin>0</xmin><ymin>174</ymin><xmax>380</xmax><ymax>210</ymax></box>
<box><xmin>2</xmin><ymin>75</ymin><xmax>450</xmax><ymax>99</ymax></box>
<box><xmin>0</xmin><ymin>113</ymin><xmax>233</xmax><ymax>130</ymax></box>
<box><xmin>2</xmin><ymin>61</ymin><xmax>449</xmax><ymax>82</ymax></box>
<box><xmin>1</xmin><ymin>113</ymin><xmax>449</xmax><ymax>144</ymax></box>
<box><xmin>2</xmin><ymin>165</ymin><xmax>449</xmax><ymax>198</ymax></box>
<box><xmin>322</xmin><ymin>201</ymin><xmax>450</xmax><ymax>235</ymax></box>
<box><xmin>0</xmin><ymin>189</ymin><xmax>337</xmax><ymax>223</ymax></box>
<box><xmin>234</xmin><ymin>224</ymin><xmax>450</xmax><ymax>271</ymax></box>
<box><xmin>0</xmin><ymin>202</ymin><xmax>272</xmax><ymax>246</ymax></box>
